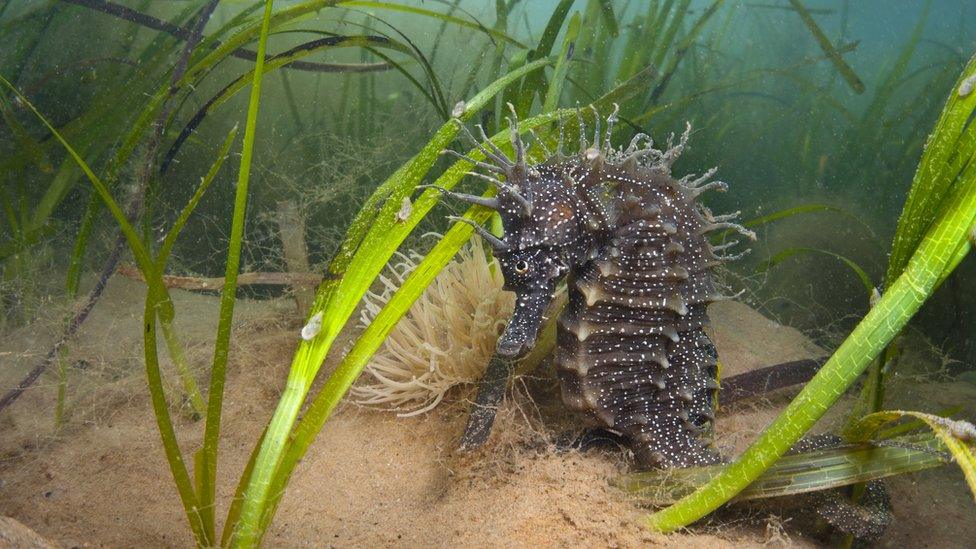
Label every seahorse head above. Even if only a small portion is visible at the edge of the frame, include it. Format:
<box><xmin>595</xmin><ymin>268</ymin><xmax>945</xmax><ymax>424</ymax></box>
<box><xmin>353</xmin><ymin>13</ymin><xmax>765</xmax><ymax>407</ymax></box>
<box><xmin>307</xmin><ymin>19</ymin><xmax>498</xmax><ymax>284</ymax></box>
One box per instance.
<box><xmin>492</xmin><ymin>163</ymin><xmax>598</xmax><ymax>356</ymax></box>
<box><xmin>436</xmin><ymin>112</ymin><xmax>594</xmax><ymax>357</ymax></box>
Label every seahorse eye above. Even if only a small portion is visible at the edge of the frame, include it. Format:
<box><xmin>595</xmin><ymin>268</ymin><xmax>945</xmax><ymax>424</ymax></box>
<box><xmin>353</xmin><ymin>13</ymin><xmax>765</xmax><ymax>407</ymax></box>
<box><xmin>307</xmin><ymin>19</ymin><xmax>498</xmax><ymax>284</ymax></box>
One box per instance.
<box><xmin>514</xmin><ymin>260</ymin><xmax>529</xmax><ymax>274</ymax></box>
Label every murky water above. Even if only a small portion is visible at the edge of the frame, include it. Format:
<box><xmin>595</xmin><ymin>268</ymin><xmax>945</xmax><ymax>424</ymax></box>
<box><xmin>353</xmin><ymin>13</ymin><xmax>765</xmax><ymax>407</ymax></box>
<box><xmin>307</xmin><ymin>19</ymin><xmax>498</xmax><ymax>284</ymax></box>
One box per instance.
<box><xmin>1</xmin><ymin>1</ymin><xmax>974</xmax><ymax>546</ymax></box>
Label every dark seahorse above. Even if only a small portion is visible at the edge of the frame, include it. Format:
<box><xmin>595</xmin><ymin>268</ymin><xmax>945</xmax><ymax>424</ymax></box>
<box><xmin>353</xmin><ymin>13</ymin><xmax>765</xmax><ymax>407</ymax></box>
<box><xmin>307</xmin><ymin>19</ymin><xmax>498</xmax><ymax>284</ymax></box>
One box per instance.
<box><xmin>435</xmin><ymin>105</ymin><xmax>755</xmax><ymax>469</ymax></box>
<box><xmin>433</xmin><ymin>107</ymin><xmax>894</xmax><ymax>542</ymax></box>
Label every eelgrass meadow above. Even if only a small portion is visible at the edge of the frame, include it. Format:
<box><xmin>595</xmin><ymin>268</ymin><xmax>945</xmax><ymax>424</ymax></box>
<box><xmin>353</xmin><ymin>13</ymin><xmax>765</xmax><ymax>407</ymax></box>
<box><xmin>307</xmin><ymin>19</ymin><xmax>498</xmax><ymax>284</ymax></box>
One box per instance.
<box><xmin>1</xmin><ymin>1</ymin><xmax>975</xmax><ymax>546</ymax></box>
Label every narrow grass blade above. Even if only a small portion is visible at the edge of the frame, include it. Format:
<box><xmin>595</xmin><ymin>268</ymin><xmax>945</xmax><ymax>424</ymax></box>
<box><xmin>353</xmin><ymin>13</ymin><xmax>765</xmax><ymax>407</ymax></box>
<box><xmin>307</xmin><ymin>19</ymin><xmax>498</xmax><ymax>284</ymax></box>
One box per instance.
<box><xmin>619</xmin><ymin>435</ymin><xmax>948</xmax><ymax>505</ymax></box>
<box><xmin>201</xmin><ymin>0</ymin><xmax>274</xmax><ymax>543</ymax></box>
<box><xmin>596</xmin><ymin>0</ymin><xmax>619</xmax><ymax>37</ymax></box>
<box><xmin>0</xmin><ymin>76</ymin><xmax>153</xmax><ymax>271</ymax></box>
<box><xmin>887</xmin><ymin>50</ymin><xmax>976</xmax><ymax>285</ymax></box>
<box><xmin>850</xmin><ymin>411</ymin><xmax>976</xmax><ymax>502</ymax></box>
<box><xmin>787</xmin><ymin>0</ymin><xmax>864</xmax><ymax>93</ymax></box>
<box><xmin>542</xmin><ymin>11</ymin><xmax>580</xmax><ymax>114</ymax></box>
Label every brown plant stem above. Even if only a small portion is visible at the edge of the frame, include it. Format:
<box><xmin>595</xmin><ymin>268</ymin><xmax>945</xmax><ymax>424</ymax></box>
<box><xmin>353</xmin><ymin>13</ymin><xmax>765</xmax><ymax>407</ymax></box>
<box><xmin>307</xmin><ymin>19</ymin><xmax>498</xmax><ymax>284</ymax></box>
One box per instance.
<box><xmin>116</xmin><ymin>263</ymin><xmax>322</xmax><ymax>290</ymax></box>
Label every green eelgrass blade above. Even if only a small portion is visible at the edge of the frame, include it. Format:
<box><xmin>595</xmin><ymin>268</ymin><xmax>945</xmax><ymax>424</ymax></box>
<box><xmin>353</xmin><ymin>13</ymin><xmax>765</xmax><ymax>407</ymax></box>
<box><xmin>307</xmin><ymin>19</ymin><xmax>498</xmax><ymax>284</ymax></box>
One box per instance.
<box><xmin>850</xmin><ymin>412</ymin><xmax>976</xmax><ymax>502</ymax></box>
<box><xmin>596</xmin><ymin>0</ymin><xmax>619</xmax><ymax>37</ymax></box>
<box><xmin>229</xmin><ymin>56</ymin><xmax>554</xmax><ymax>548</ymax></box>
<box><xmin>200</xmin><ymin>1</ymin><xmax>274</xmax><ymax>543</ymax></box>
<box><xmin>618</xmin><ymin>435</ymin><xmax>947</xmax><ymax>505</ymax></box>
<box><xmin>157</xmin><ymin>127</ymin><xmax>239</xmax><ymax>267</ymax></box>
<box><xmin>157</xmin><ymin>126</ymin><xmax>240</xmax><ymax>421</ymax></box>
<box><xmin>856</xmin><ymin>51</ymin><xmax>976</xmax><ymax>430</ymax></box>
<box><xmin>786</xmin><ymin>0</ymin><xmax>864</xmax><ymax>94</ymax></box>
<box><xmin>887</xmin><ymin>51</ymin><xmax>976</xmax><ymax>286</ymax></box>
<box><xmin>220</xmin><ymin>425</ymin><xmax>266</xmax><ymax>547</ymax></box>
<box><xmin>513</xmin><ymin>0</ymin><xmax>575</xmax><ymax>115</ymax></box>
<box><xmin>644</xmin><ymin>138</ymin><xmax>976</xmax><ymax>532</ymax></box>
<box><xmin>143</xmin><ymin>281</ymin><xmax>211</xmax><ymax>545</ymax></box>
<box><xmin>651</xmin><ymin>0</ymin><xmax>691</xmax><ymax>71</ymax></box>
<box><xmin>541</xmin><ymin>11</ymin><xmax>580</xmax><ymax>114</ymax></box>
<box><xmin>757</xmin><ymin>247</ymin><xmax>876</xmax><ymax>299</ymax></box>
<box><xmin>66</xmin><ymin>194</ymin><xmax>99</xmax><ymax>297</ymax></box>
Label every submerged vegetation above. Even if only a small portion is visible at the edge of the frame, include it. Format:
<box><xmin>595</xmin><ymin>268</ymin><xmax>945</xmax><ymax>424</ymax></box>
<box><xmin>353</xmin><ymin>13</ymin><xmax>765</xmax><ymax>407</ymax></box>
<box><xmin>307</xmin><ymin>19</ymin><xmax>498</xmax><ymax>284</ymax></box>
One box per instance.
<box><xmin>1</xmin><ymin>0</ymin><xmax>975</xmax><ymax>546</ymax></box>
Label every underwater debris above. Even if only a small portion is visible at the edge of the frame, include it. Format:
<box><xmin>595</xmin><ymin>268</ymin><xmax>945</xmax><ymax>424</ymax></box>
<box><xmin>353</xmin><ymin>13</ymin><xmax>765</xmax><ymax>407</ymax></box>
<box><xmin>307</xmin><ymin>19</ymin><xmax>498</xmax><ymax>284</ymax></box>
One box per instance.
<box><xmin>301</xmin><ymin>311</ymin><xmax>323</xmax><ymax>341</ymax></box>
<box><xmin>352</xmin><ymin>236</ymin><xmax>514</xmax><ymax>416</ymax></box>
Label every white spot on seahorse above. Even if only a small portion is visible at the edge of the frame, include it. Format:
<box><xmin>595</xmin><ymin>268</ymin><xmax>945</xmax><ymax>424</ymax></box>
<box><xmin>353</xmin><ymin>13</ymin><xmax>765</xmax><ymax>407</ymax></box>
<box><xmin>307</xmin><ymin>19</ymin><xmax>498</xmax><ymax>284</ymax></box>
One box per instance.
<box><xmin>301</xmin><ymin>311</ymin><xmax>323</xmax><ymax>341</ymax></box>
<box><xmin>396</xmin><ymin>196</ymin><xmax>412</xmax><ymax>222</ymax></box>
<box><xmin>958</xmin><ymin>73</ymin><xmax>976</xmax><ymax>97</ymax></box>
<box><xmin>452</xmin><ymin>100</ymin><xmax>466</xmax><ymax>118</ymax></box>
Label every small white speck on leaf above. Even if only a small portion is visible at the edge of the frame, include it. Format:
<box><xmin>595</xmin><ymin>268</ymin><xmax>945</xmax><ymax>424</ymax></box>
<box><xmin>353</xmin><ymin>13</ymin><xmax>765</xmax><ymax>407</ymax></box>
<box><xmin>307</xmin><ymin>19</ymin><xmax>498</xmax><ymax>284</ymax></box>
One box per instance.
<box><xmin>452</xmin><ymin>100</ymin><xmax>466</xmax><ymax>118</ymax></box>
<box><xmin>869</xmin><ymin>287</ymin><xmax>881</xmax><ymax>307</ymax></box>
<box><xmin>396</xmin><ymin>196</ymin><xmax>412</xmax><ymax>222</ymax></box>
<box><xmin>959</xmin><ymin>73</ymin><xmax>976</xmax><ymax>97</ymax></box>
<box><xmin>301</xmin><ymin>311</ymin><xmax>323</xmax><ymax>341</ymax></box>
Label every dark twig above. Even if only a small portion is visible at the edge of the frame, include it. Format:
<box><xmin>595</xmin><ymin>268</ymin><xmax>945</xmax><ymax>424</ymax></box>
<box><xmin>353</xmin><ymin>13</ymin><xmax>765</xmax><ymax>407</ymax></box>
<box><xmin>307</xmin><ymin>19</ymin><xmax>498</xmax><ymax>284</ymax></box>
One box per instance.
<box><xmin>59</xmin><ymin>0</ymin><xmax>390</xmax><ymax>73</ymax></box>
<box><xmin>718</xmin><ymin>357</ymin><xmax>827</xmax><ymax>407</ymax></box>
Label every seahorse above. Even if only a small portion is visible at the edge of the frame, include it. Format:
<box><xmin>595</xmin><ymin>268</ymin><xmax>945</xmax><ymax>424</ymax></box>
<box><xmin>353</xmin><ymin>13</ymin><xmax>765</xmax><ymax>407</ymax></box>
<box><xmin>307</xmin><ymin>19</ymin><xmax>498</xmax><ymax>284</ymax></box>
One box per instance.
<box><xmin>434</xmin><ymin>105</ymin><xmax>755</xmax><ymax>469</ymax></box>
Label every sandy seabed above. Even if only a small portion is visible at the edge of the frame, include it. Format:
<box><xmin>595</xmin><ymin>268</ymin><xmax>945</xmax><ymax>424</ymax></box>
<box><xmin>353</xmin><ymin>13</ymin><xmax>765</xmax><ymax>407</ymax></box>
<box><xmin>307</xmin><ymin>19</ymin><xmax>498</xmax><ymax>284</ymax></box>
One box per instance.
<box><xmin>1</xmin><ymin>277</ymin><xmax>974</xmax><ymax>547</ymax></box>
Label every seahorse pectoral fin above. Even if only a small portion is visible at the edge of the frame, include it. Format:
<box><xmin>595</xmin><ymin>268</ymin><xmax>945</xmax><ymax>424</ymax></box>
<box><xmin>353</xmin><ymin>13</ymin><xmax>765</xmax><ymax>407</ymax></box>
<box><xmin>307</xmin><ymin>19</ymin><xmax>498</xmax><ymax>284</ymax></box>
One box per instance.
<box><xmin>496</xmin><ymin>288</ymin><xmax>554</xmax><ymax>358</ymax></box>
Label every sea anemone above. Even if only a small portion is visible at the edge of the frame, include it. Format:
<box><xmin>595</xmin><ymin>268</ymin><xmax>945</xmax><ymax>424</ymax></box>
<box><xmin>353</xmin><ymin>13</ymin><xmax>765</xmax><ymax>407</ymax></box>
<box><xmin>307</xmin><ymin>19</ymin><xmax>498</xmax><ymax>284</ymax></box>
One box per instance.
<box><xmin>351</xmin><ymin>236</ymin><xmax>514</xmax><ymax>416</ymax></box>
